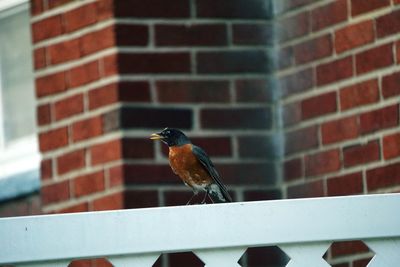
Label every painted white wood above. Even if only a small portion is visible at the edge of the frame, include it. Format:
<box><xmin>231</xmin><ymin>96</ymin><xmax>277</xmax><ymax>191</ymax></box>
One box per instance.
<box><xmin>366</xmin><ymin>238</ymin><xmax>400</xmax><ymax>267</ymax></box>
<box><xmin>0</xmin><ymin>194</ymin><xmax>399</xmax><ymax>265</ymax></box>
<box><xmin>194</xmin><ymin>247</ymin><xmax>246</xmax><ymax>267</ymax></box>
<box><xmin>108</xmin><ymin>253</ymin><xmax>160</xmax><ymax>267</ymax></box>
<box><xmin>280</xmin><ymin>242</ymin><xmax>331</xmax><ymax>267</ymax></box>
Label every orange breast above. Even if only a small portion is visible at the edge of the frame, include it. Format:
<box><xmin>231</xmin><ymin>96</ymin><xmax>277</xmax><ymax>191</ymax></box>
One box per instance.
<box><xmin>169</xmin><ymin>144</ymin><xmax>212</xmax><ymax>188</ymax></box>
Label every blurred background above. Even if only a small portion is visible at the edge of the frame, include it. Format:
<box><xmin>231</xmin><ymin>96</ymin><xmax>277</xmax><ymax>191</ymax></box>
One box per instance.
<box><xmin>0</xmin><ymin>0</ymin><xmax>399</xmax><ymax>266</ymax></box>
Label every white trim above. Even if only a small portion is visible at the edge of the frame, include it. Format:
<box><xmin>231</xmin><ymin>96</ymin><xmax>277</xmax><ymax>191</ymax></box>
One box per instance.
<box><xmin>0</xmin><ymin>194</ymin><xmax>399</xmax><ymax>265</ymax></box>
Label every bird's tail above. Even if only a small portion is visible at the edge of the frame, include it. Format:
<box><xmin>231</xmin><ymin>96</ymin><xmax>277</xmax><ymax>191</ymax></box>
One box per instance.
<box><xmin>208</xmin><ymin>184</ymin><xmax>233</xmax><ymax>203</ymax></box>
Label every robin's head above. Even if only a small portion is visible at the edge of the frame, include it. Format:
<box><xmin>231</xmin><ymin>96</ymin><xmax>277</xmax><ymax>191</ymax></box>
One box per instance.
<box><xmin>150</xmin><ymin>128</ymin><xmax>191</xmax><ymax>147</ymax></box>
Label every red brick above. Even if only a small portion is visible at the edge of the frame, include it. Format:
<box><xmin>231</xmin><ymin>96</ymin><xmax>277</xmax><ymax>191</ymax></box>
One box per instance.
<box><xmin>115</xmin><ymin>0</ymin><xmax>189</xmax><ymax>18</ymax></box>
<box><xmin>316</xmin><ymin>56</ymin><xmax>353</xmax><ymax>86</ymax></box>
<box><xmin>96</xmin><ymin>0</ymin><xmax>114</xmax><ymax>21</ymax></box>
<box><xmin>90</xmin><ymin>139</ymin><xmax>121</xmax><ymax>165</ymax></box>
<box><xmin>356</xmin><ymin>43</ymin><xmax>394</xmax><ymax>74</ymax></box>
<box><xmin>119</xmin><ymin>53</ymin><xmax>190</xmax><ymax>74</ymax></box>
<box><xmin>287</xmin><ymin>180</ymin><xmax>324</xmax><ymax>199</ymax></box>
<box><xmin>116</xmin><ymin>24</ymin><xmax>149</xmax><ymax>46</ymax></box>
<box><xmin>37</xmin><ymin>104</ymin><xmax>51</xmax><ymax>126</ymax></box>
<box><xmin>305</xmin><ymin>149</ymin><xmax>341</xmax><ymax>177</ymax></box>
<box><xmin>74</xmin><ymin>171</ymin><xmax>105</xmax><ymax>198</ymax></box>
<box><xmin>233</xmin><ymin>23</ymin><xmax>273</xmax><ymax>45</ymax></box>
<box><xmin>284</xmin><ymin>158</ymin><xmax>303</xmax><ymax>181</ymax></box>
<box><xmin>278</xmin><ymin>0</ymin><xmax>315</xmax><ymax>13</ymax></box>
<box><xmin>48</xmin><ymin>39</ymin><xmax>80</xmax><ymax>65</ymax></box>
<box><xmin>351</xmin><ymin>0</ymin><xmax>391</xmax><ymax>16</ymax></box>
<box><xmin>360</xmin><ymin>105</ymin><xmax>399</xmax><ymax>134</ymax></box>
<box><xmin>39</xmin><ymin>127</ymin><xmax>68</xmax><ymax>152</ymax></box>
<box><xmin>335</xmin><ymin>20</ymin><xmax>374</xmax><ymax>53</ymax></box>
<box><xmin>312</xmin><ymin>0</ymin><xmax>348</xmax><ymax>31</ymax></box>
<box><xmin>35</xmin><ymin>71</ymin><xmax>67</xmax><ymax>97</ymax></box>
<box><xmin>41</xmin><ymin>181</ymin><xmax>70</xmax><ymax>205</ymax></box>
<box><xmin>41</xmin><ymin>159</ymin><xmax>53</xmax><ymax>180</ymax></box>
<box><xmin>34</xmin><ymin>48</ymin><xmax>46</xmax><ymax>70</ymax></box>
<box><xmin>81</xmin><ymin>26</ymin><xmax>115</xmax><ymax>56</ymax></box>
<box><xmin>238</xmin><ymin>135</ymin><xmax>279</xmax><ymax>159</ymax></box>
<box><xmin>376</xmin><ymin>10</ymin><xmax>400</xmax><ymax>38</ymax></box>
<box><xmin>397</xmin><ymin>41</ymin><xmax>400</xmax><ymax>64</ymax></box>
<box><xmin>353</xmin><ymin>258</ymin><xmax>373</xmax><ymax>267</ymax></box>
<box><xmin>340</xmin><ymin>79</ymin><xmax>379</xmax><ymax>111</ymax></box>
<box><xmin>189</xmin><ymin>137</ymin><xmax>232</xmax><ymax>157</ymax></box>
<box><xmin>235</xmin><ymin>79</ymin><xmax>274</xmax><ymax>103</ymax></box>
<box><xmin>282</xmin><ymin>102</ymin><xmax>301</xmax><ymax>127</ymax></box>
<box><xmin>343</xmin><ymin>140</ymin><xmax>380</xmax><ymax>167</ymax></box>
<box><xmin>164</xmin><ymin>191</ymin><xmax>203</xmax><ymax>206</ymax></box>
<box><xmin>197</xmin><ymin>51</ymin><xmax>270</xmax><ymax>74</ymax></box>
<box><xmin>277</xmin><ymin>12</ymin><xmax>310</xmax><ymax>42</ymax></box>
<box><xmin>196</xmin><ymin>0</ymin><xmax>272</xmax><ymax>19</ymax></box>
<box><xmin>156</xmin><ymin>80</ymin><xmax>230</xmax><ymax>103</ymax></box>
<box><xmin>88</xmin><ymin>83</ymin><xmax>118</xmax><ymax>110</ymax></box>
<box><xmin>383</xmin><ymin>132</ymin><xmax>400</xmax><ymax>159</ymax></box>
<box><xmin>122</xmin><ymin>164</ymin><xmax>181</xmax><ymax>185</ymax></box>
<box><xmin>216</xmin><ymin>163</ymin><xmax>276</xmax><ymax>185</ymax></box>
<box><xmin>125</xmin><ymin>190</ymin><xmax>159</xmax><ymax>208</ymax></box>
<box><xmin>278</xmin><ymin>46</ymin><xmax>293</xmax><ymax>70</ymax></box>
<box><xmin>294</xmin><ymin>34</ymin><xmax>333</xmax><ymax>64</ymax></box>
<box><xmin>201</xmin><ymin>108</ymin><xmax>272</xmax><ymax>130</ymax></box>
<box><xmin>395</xmin><ymin>0</ymin><xmax>400</xmax><ymax>4</ymax></box>
<box><xmin>382</xmin><ymin>71</ymin><xmax>400</xmax><ymax>98</ymax></box>
<box><xmin>89</xmin><ymin>82</ymin><xmax>150</xmax><ymax>110</ymax></box>
<box><xmin>68</xmin><ymin>61</ymin><xmax>100</xmax><ymax>88</ymax></box>
<box><xmin>72</xmin><ymin>116</ymin><xmax>103</xmax><ymax>142</ymax></box>
<box><xmin>328</xmin><ymin>172</ymin><xmax>363</xmax><ymax>196</ymax></box>
<box><xmin>48</xmin><ymin>0</ymin><xmax>75</xmax><ymax>9</ymax></box>
<box><xmin>122</xmin><ymin>138</ymin><xmax>154</xmax><ymax>159</ymax></box>
<box><xmin>301</xmin><ymin>92</ymin><xmax>337</xmax><ymax>120</ymax></box>
<box><xmin>92</xmin><ymin>192</ymin><xmax>124</xmax><ymax>211</ymax></box>
<box><xmin>63</xmin><ymin>3</ymin><xmax>97</xmax><ymax>33</ymax></box>
<box><xmin>155</xmin><ymin>24</ymin><xmax>227</xmax><ymax>46</ymax></box>
<box><xmin>59</xmin><ymin>202</ymin><xmax>89</xmax><ymax>214</ymax></box>
<box><xmin>54</xmin><ymin>94</ymin><xmax>84</xmax><ymax>121</ymax></box>
<box><xmin>32</xmin><ymin>15</ymin><xmax>63</xmax><ymax>42</ymax></box>
<box><xmin>280</xmin><ymin>68</ymin><xmax>314</xmax><ymax>98</ymax></box>
<box><xmin>331</xmin><ymin>241</ymin><xmax>371</xmax><ymax>257</ymax></box>
<box><xmin>322</xmin><ymin>116</ymin><xmax>359</xmax><ymax>144</ymax></box>
<box><xmin>243</xmin><ymin>190</ymin><xmax>281</xmax><ymax>202</ymax></box>
<box><xmin>367</xmin><ymin>162</ymin><xmax>400</xmax><ymax>191</ymax></box>
<box><xmin>57</xmin><ymin>149</ymin><xmax>85</xmax><ymax>175</ymax></box>
<box><xmin>30</xmin><ymin>0</ymin><xmax>44</xmax><ymax>15</ymax></box>
<box><xmin>284</xmin><ymin>126</ymin><xmax>318</xmax><ymax>155</ymax></box>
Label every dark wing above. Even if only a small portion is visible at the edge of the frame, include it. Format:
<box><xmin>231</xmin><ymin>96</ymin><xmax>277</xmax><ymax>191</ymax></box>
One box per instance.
<box><xmin>192</xmin><ymin>145</ymin><xmax>232</xmax><ymax>202</ymax></box>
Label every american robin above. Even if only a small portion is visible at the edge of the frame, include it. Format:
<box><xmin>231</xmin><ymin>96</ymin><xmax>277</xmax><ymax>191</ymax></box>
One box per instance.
<box><xmin>150</xmin><ymin>128</ymin><xmax>232</xmax><ymax>204</ymax></box>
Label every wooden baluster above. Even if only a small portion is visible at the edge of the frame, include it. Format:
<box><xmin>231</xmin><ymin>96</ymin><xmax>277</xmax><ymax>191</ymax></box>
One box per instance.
<box><xmin>280</xmin><ymin>242</ymin><xmax>331</xmax><ymax>267</ymax></box>
<box><xmin>194</xmin><ymin>247</ymin><xmax>246</xmax><ymax>267</ymax></box>
<box><xmin>365</xmin><ymin>238</ymin><xmax>400</xmax><ymax>267</ymax></box>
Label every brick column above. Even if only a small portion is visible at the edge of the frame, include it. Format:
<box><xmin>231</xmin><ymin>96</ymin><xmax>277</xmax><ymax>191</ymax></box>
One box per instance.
<box><xmin>32</xmin><ymin>0</ymin><xmax>280</xmax><ymax>216</ymax></box>
<box><xmin>276</xmin><ymin>0</ymin><xmax>400</xmax><ymax>266</ymax></box>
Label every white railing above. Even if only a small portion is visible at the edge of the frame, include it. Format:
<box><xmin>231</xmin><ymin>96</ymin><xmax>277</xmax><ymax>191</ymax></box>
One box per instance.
<box><xmin>1</xmin><ymin>193</ymin><xmax>400</xmax><ymax>267</ymax></box>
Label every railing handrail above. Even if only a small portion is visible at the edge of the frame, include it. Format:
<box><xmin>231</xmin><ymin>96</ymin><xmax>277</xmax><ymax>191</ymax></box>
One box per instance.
<box><xmin>1</xmin><ymin>193</ymin><xmax>400</xmax><ymax>265</ymax></box>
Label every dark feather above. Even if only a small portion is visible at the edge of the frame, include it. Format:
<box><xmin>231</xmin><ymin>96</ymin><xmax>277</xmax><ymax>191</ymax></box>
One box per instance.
<box><xmin>192</xmin><ymin>145</ymin><xmax>232</xmax><ymax>202</ymax></box>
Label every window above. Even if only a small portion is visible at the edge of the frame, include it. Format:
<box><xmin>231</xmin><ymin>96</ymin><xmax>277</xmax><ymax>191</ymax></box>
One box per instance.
<box><xmin>0</xmin><ymin>0</ymin><xmax>40</xmax><ymax>200</ymax></box>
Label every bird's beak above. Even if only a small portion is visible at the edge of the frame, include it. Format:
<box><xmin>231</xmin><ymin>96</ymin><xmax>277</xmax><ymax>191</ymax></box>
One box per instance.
<box><xmin>150</xmin><ymin>133</ymin><xmax>163</xmax><ymax>140</ymax></box>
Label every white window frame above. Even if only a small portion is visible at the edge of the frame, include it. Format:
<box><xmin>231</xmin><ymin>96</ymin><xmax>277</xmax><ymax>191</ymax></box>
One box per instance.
<box><xmin>0</xmin><ymin>0</ymin><xmax>40</xmax><ymax>201</ymax></box>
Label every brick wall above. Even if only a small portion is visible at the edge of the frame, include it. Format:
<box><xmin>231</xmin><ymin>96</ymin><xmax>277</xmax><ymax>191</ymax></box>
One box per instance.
<box><xmin>277</xmin><ymin>0</ymin><xmax>400</xmax><ymax>266</ymax></box>
<box><xmin>1</xmin><ymin>0</ymin><xmax>399</xmax><ymax>266</ymax></box>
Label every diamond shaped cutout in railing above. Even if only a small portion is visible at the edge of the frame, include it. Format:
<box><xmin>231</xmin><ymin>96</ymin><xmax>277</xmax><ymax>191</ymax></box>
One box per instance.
<box><xmin>323</xmin><ymin>240</ymin><xmax>374</xmax><ymax>267</ymax></box>
<box><xmin>153</xmin><ymin>251</ymin><xmax>204</xmax><ymax>267</ymax></box>
<box><xmin>238</xmin><ymin>245</ymin><xmax>290</xmax><ymax>267</ymax></box>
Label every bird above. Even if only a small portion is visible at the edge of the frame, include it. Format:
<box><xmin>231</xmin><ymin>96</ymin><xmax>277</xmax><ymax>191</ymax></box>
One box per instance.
<box><xmin>150</xmin><ymin>128</ymin><xmax>232</xmax><ymax>204</ymax></box>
